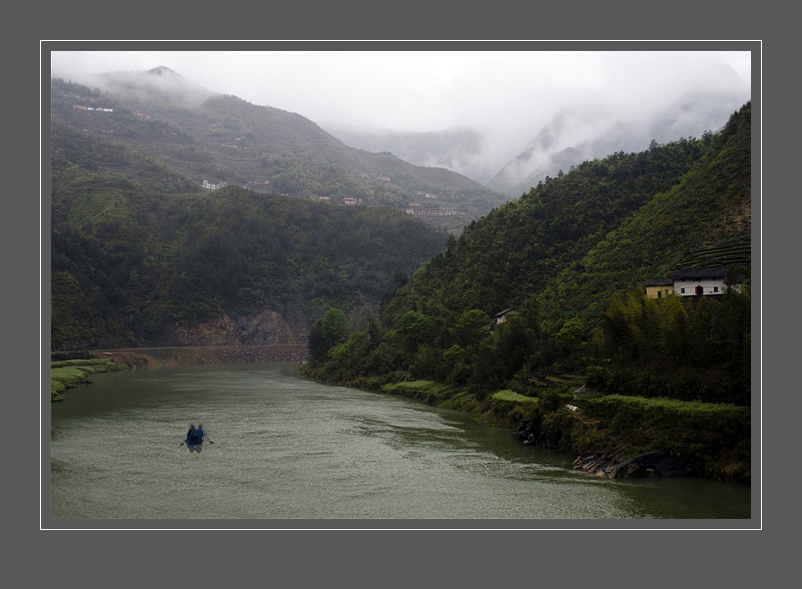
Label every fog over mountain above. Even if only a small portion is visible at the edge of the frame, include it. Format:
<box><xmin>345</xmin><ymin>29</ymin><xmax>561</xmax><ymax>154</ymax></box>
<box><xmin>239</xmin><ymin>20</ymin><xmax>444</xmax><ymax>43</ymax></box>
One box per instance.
<box><xmin>319</xmin><ymin>85</ymin><xmax>748</xmax><ymax>193</ymax></box>
<box><xmin>65</xmin><ymin>65</ymin><xmax>217</xmax><ymax>108</ymax></box>
<box><xmin>318</xmin><ymin>122</ymin><xmax>496</xmax><ymax>183</ymax></box>
<box><xmin>51</xmin><ymin>50</ymin><xmax>752</xmax><ymax>194</ymax></box>
<box><xmin>485</xmin><ymin>88</ymin><xmax>749</xmax><ymax>195</ymax></box>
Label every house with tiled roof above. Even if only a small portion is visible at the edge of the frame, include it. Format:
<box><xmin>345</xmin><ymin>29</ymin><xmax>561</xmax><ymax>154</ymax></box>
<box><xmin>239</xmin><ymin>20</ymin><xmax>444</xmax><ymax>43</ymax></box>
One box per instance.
<box><xmin>672</xmin><ymin>267</ymin><xmax>743</xmax><ymax>297</ymax></box>
<box><xmin>645</xmin><ymin>267</ymin><xmax>745</xmax><ymax>299</ymax></box>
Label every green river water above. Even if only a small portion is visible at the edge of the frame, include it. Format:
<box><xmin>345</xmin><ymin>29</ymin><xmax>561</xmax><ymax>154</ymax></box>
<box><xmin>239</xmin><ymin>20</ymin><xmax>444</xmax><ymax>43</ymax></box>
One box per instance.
<box><xmin>47</xmin><ymin>362</ymin><xmax>753</xmax><ymax>525</ymax></box>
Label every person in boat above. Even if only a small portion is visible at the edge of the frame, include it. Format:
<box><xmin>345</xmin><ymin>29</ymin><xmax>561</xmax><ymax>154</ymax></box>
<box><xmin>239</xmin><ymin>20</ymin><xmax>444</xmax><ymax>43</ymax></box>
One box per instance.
<box><xmin>196</xmin><ymin>424</ymin><xmax>205</xmax><ymax>442</ymax></box>
<box><xmin>187</xmin><ymin>424</ymin><xmax>198</xmax><ymax>445</ymax></box>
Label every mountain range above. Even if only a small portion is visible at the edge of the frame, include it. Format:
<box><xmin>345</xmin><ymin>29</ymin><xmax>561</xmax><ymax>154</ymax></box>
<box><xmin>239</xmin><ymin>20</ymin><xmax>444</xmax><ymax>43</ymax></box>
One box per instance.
<box><xmin>50</xmin><ymin>67</ymin><xmax>509</xmax><ymax>232</ymax></box>
<box><xmin>322</xmin><ymin>90</ymin><xmax>749</xmax><ymax>197</ymax></box>
<box><xmin>48</xmin><ymin>68</ymin><xmax>752</xmax><ymax>355</ymax></box>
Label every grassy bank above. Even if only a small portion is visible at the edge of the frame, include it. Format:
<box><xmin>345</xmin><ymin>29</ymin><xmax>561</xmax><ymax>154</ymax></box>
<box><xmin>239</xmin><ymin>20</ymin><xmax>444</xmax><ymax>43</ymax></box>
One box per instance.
<box><xmin>300</xmin><ymin>368</ymin><xmax>751</xmax><ymax>483</ymax></box>
<box><xmin>50</xmin><ymin>357</ymin><xmax>130</xmax><ymax>400</ymax></box>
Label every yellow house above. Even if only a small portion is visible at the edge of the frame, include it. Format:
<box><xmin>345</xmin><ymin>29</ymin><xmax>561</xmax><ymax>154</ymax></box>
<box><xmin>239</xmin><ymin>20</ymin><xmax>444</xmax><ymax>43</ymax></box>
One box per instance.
<box><xmin>645</xmin><ymin>278</ymin><xmax>674</xmax><ymax>299</ymax></box>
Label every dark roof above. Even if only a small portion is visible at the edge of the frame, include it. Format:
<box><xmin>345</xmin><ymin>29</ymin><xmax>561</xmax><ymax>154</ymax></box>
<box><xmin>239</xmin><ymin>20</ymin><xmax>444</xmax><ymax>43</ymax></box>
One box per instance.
<box><xmin>672</xmin><ymin>267</ymin><xmax>728</xmax><ymax>280</ymax></box>
<box><xmin>671</xmin><ymin>266</ymin><xmax>746</xmax><ymax>283</ymax></box>
<box><xmin>645</xmin><ymin>278</ymin><xmax>674</xmax><ymax>286</ymax></box>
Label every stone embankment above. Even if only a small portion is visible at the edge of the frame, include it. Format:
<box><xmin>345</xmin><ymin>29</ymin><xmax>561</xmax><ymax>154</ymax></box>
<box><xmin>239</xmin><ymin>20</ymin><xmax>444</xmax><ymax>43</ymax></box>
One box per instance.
<box><xmin>572</xmin><ymin>450</ymin><xmax>684</xmax><ymax>479</ymax></box>
<box><xmin>81</xmin><ymin>345</ymin><xmax>307</xmax><ymax>367</ymax></box>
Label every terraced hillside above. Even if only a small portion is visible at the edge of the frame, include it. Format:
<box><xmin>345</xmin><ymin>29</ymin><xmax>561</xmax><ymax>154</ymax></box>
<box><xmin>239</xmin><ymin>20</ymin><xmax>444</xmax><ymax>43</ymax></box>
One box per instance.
<box><xmin>670</xmin><ymin>237</ymin><xmax>752</xmax><ymax>271</ymax></box>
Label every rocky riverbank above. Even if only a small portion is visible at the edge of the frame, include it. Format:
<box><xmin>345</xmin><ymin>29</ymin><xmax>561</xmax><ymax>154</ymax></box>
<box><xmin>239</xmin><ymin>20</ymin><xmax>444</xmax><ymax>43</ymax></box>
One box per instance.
<box><xmin>571</xmin><ymin>450</ymin><xmax>685</xmax><ymax>478</ymax></box>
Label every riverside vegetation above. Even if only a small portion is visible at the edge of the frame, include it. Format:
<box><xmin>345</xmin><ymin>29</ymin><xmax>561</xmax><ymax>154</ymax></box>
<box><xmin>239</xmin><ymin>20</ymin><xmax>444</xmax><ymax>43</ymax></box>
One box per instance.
<box><xmin>301</xmin><ymin>103</ymin><xmax>753</xmax><ymax>483</ymax></box>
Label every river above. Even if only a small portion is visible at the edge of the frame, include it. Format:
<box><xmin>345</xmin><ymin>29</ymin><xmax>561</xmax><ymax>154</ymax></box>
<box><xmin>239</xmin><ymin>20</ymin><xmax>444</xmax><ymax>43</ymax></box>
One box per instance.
<box><xmin>48</xmin><ymin>362</ymin><xmax>752</xmax><ymax>524</ymax></box>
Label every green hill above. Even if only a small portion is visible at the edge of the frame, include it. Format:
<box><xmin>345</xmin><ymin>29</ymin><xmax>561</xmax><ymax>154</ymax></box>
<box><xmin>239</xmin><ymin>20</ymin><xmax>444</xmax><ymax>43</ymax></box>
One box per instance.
<box><xmin>307</xmin><ymin>102</ymin><xmax>751</xmax><ymax>385</ymax></box>
<box><xmin>50</xmin><ymin>73</ymin><xmax>508</xmax><ymax>228</ymax></box>
<box><xmin>302</xmin><ymin>103</ymin><xmax>752</xmax><ymax>481</ymax></box>
<box><xmin>51</xmin><ymin>179</ymin><xmax>448</xmax><ymax>350</ymax></box>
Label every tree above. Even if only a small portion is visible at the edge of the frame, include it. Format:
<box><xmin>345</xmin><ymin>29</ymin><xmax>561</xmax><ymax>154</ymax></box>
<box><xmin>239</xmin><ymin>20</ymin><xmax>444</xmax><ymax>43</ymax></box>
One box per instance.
<box><xmin>321</xmin><ymin>308</ymin><xmax>349</xmax><ymax>346</ymax></box>
<box><xmin>307</xmin><ymin>320</ymin><xmax>329</xmax><ymax>364</ymax></box>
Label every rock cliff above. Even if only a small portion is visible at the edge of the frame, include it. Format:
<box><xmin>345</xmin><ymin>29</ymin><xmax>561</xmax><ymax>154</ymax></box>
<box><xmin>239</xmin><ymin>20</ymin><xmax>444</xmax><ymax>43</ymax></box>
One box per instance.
<box><xmin>158</xmin><ymin>310</ymin><xmax>309</xmax><ymax>347</ymax></box>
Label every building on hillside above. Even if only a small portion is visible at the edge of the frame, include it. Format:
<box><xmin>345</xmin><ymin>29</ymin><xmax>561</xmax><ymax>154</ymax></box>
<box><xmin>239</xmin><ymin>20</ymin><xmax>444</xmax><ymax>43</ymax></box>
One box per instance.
<box><xmin>495</xmin><ymin>309</ymin><xmax>515</xmax><ymax>325</ymax></box>
<box><xmin>645</xmin><ymin>278</ymin><xmax>675</xmax><ymax>299</ymax></box>
<box><xmin>404</xmin><ymin>204</ymin><xmax>457</xmax><ymax>216</ymax></box>
<box><xmin>672</xmin><ymin>267</ymin><xmax>743</xmax><ymax>296</ymax></box>
<box><xmin>645</xmin><ymin>267</ymin><xmax>745</xmax><ymax>298</ymax></box>
<box><xmin>202</xmin><ymin>180</ymin><xmax>228</xmax><ymax>191</ymax></box>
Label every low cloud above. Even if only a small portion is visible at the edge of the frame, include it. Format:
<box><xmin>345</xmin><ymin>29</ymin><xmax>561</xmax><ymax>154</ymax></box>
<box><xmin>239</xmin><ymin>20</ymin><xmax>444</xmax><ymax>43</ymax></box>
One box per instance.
<box><xmin>50</xmin><ymin>48</ymin><xmax>752</xmax><ymax>187</ymax></box>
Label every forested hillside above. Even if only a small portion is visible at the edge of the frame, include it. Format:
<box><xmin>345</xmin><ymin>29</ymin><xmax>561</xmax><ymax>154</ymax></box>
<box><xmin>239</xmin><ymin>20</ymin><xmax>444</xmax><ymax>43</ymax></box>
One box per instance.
<box><xmin>51</xmin><ymin>177</ymin><xmax>447</xmax><ymax>350</ymax></box>
<box><xmin>303</xmin><ymin>103</ymin><xmax>753</xmax><ymax>481</ymax></box>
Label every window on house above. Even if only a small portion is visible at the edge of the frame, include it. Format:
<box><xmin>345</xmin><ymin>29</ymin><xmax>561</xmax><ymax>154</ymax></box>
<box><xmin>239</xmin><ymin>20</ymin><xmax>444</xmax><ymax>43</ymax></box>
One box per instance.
<box><xmin>714</xmin><ymin>286</ymin><xmax>719</xmax><ymax>293</ymax></box>
<box><xmin>681</xmin><ymin>288</ymin><xmax>685</xmax><ymax>294</ymax></box>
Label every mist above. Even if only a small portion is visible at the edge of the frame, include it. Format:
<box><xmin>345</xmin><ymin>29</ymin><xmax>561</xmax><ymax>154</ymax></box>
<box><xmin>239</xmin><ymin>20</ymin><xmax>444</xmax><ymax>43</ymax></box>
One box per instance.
<box><xmin>50</xmin><ymin>48</ymin><xmax>752</xmax><ymax>188</ymax></box>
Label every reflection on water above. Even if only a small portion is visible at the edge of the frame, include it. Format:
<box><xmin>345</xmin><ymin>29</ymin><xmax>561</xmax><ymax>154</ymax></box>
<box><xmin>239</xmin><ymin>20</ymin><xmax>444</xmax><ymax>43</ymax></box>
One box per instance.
<box><xmin>49</xmin><ymin>362</ymin><xmax>752</xmax><ymax>522</ymax></box>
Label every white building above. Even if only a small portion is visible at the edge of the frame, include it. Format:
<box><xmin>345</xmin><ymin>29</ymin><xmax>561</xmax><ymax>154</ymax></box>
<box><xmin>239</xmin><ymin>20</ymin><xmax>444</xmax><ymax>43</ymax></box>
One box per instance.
<box><xmin>671</xmin><ymin>267</ymin><xmax>743</xmax><ymax>296</ymax></box>
<box><xmin>202</xmin><ymin>180</ymin><xmax>228</xmax><ymax>191</ymax></box>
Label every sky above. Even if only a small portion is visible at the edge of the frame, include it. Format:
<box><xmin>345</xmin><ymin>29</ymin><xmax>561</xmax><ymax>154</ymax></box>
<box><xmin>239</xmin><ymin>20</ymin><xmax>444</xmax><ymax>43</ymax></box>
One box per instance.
<box><xmin>49</xmin><ymin>46</ymin><xmax>753</xmax><ymax>182</ymax></box>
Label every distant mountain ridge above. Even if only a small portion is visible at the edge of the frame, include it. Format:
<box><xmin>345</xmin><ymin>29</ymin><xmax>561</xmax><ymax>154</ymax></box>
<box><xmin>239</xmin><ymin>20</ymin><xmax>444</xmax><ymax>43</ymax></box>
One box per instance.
<box><xmin>319</xmin><ymin>88</ymin><xmax>749</xmax><ymax>198</ymax></box>
<box><xmin>486</xmin><ymin>91</ymin><xmax>749</xmax><ymax>196</ymax></box>
<box><xmin>318</xmin><ymin>123</ymin><xmax>494</xmax><ymax>183</ymax></box>
<box><xmin>50</xmin><ymin>71</ymin><xmax>508</xmax><ymax>229</ymax></box>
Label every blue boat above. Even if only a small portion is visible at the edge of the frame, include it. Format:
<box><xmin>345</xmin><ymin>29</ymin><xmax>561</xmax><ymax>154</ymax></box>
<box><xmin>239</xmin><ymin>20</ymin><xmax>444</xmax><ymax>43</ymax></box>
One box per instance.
<box><xmin>181</xmin><ymin>427</ymin><xmax>213</xmax><ymax>453</ymax></box>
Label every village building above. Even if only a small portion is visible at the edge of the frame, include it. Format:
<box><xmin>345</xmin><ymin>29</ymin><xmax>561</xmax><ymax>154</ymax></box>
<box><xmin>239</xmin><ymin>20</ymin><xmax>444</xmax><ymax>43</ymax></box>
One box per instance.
<box><xmin>671</xmin><ymin>267</ymin><xmax>743</xmax><ymax>297</ymax></box>
<box><xmin>645</xmin><ymin>278</ymin><xmax>675</xmax><ymax>299</ymax></box>
<box><xmin>645</xmin><ymin>267</ymin><xmax>745</xmax><ymax>299</ymax></box>
<box><xmin>404</xmin><ymin>203</ymin><xmax>457</xmax><ymax>216</ymax></box>
<box><xmin>494</xmin><ymin>309</ymin><xmax>515</xmax><ymax>325</ymax></box>
<box><xmin>202</xmin><ymin>180</ymin><xmax>228</xmax><ymax>191</ymax></box>
<box><xmin>75</xmin><ymin>105</ymin><xmax>114</xmax><ymax>112</ymax></box>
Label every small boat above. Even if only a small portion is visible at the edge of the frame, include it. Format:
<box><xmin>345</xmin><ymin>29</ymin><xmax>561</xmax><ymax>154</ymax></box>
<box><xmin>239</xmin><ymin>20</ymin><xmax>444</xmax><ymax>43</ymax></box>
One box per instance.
<box><xmin>185</xmin><ymin>440</ymin><xmax>204</xmax><ymax>453</ymax></box>
<box><xmin>181</xmin><ymin>433</ymin><xmax>213</xmax><ymax>453</ymax></box>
